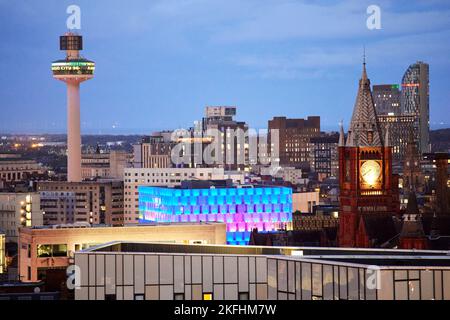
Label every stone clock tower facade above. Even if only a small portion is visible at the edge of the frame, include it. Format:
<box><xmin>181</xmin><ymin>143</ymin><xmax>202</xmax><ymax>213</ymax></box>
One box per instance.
<box><xmin>338</xmin><ymin>62</ymin><xmax>400</xmax><ymax>248</ymax></box>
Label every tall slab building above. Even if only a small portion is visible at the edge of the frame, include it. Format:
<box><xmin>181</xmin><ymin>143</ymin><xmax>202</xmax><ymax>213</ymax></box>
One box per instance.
<box><xmin>401</xmin><ymin>61</ymin><xmax>430</xmax><ymax>155</ymax></box>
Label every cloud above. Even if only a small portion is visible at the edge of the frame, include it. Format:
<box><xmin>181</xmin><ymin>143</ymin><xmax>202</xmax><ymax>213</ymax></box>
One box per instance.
<box><xmin>228</xmin><ymin>27</ymin><xmax>450</xmax><ymax>80</ymax></box>
<box><xmin>211</xmin><ymin>0</ymin><xmax>450</xmax><ymax>43</ymax></box>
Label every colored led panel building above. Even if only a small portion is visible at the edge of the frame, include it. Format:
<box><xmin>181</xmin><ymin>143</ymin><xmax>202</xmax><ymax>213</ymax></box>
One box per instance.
<box><xmin>138</xmin><ymin>186</ymin><xmax>293</xmax><ymax>245</ymax></box>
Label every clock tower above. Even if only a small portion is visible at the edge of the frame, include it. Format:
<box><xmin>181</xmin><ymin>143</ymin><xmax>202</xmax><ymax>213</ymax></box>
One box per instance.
<box><xmin>338</xmin><ymin>61</ymin><xmax>400</xmax><ymax>247</ymax></box>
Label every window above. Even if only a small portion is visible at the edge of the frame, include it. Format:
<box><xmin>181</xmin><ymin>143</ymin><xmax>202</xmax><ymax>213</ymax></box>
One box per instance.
<box><xmin>134</xmin><ymin>294</ymin><xmax>144</xmax><ymax>300</ymax></box>
<box><xmin>37</xmin><ymin>244</ymin><xmax>68</xmax><ymax>258</ymax></box>
<box><xmin>53</xmin><ymin>244</ymin><xmax>67</xmax><ymax>257</ymax></box>
<box><xmin>174</xmin><ymin>293</ymin><xmax>184</xmax><ymax>300</ymax></box>
<box><xmin>37</xmin><ymin>244</ymin><xmax>52</xmax><ymax>258</ymax></box>
<box><xmin>203</xmin><ymin>293</ymin><xmax>213</xmax><ymax>300</ymax></box>
<box><xmin>239</xmin><ymin>292</ymin><xmax>249</xmax><ymax>300</ymax></box>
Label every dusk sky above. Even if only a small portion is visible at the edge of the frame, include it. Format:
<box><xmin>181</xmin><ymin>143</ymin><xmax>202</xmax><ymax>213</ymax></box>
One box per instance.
<box><xmin>1</xmin><ymin>0</ymin><xmax>449</xmax><ymax>134</ymax></box>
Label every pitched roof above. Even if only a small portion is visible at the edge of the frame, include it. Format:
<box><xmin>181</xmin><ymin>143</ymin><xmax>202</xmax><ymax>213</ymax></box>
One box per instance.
<box><xmin>347</xmin><ymin>62</ymin><xmax>383</xmax><ymax>147</ymax></box>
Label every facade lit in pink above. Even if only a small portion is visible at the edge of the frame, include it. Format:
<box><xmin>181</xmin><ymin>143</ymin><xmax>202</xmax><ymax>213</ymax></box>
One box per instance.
<box><xmin>139</xmin><ymin>186</ymin><xmax>293</xmax><ymax>245</ymax></box>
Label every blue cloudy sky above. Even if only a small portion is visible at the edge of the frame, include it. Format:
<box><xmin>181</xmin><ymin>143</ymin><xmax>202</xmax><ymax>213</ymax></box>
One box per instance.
<box><xmin>1</xmin><ymin>0</ymin><xmax>449</xmax><ymax>134</ymax></box>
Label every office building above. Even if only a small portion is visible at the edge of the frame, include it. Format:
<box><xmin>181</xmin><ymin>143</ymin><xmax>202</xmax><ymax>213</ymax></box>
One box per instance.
<box><xmin>377</xmin><ymin>113</ymin><xmax>417</xmax><ymax>165</ymax></box>
<box><xmin>0</xmin><ymin>192</ymin><xmax>43</xmax><ymax>243</ymax></box>
<box><xmin>52</xmin><ymin>32</ymin><xmax>95</xmax><ymax>182</ymax></box>
<box><xmin>373</xmin><ymin>84</ymin><xmax>401</xmax><ymax>115</ymax></box>
<box><xmin>18</xmin><ymin>222</ymin><xmax>226</xmax><ymax>283</ymax></box>
<box><xmin>201</xmin><ymin>106</ymin><xmax>249</xmax><ymax>171</ymax></box>
<box><xmin>132</xmin><ymin>132</ymin><xmax>175</xmax><ymax>169</ymax></box>
<box><xmin>373</xmin><ymin>83</ymin><xmax>415</xmax><ymax>165</ymax></box>
<box><xmin>0</xmin><ymin>155</ymin><xmax>45</xmax><ymax>183</ymax></box>
<box><xmin>132</xmin><ymin>130</ymin><xmax>214</xmax><ymax>169</ymax></box>
<box><xmin>402</xmin><ymin>132</ymin><xmax>424</xmax><ymax>193</ymax></box>
<box><xmin>81</xmin><ymin>150</ymin><xmax>132</xmax><ymax>180</ymax></box>
<box><xmin>139</xmin><ymin>184</ymin><xmax>293</xmax><ymax>245</ymax></box>
<box><xmin>268</xmin><ymin>116</ymin><xmax>320</xmax><ymax>167</ymax></box>
<box><xmin>124</xmin><ymin>167</ymin><xmax>245</xmax><ymax>224</ymax></box>
<box><xmin>401</xmin><ymin>61</ymin><xmax>430</xmax><ymax>154</ymax></box>
<box><xmin>309</xmin><ymin>133</ymin><xmax>339</xmax><ymax>180</ymax></box>
<box><xmin>38</xmin><ymin>180</ymin><xmax>124</xmax><ymax>226</ymax></box>
<box><xmin>74</xmin><ymin>242</ymin><xmax>450</xmax><ymax>300</ymax></box>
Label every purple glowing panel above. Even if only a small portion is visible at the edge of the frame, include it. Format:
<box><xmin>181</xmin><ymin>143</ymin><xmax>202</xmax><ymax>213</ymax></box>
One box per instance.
<box><xmin>138</xmin><ymin>186</ymin><xmax>293</xmax><ymax>245</ymax></box>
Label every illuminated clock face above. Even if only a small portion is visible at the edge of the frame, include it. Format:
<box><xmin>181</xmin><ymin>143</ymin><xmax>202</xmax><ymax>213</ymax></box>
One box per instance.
<box><xmin>360</xmin><ymin>160</ymin><xmax>381</xmax><ymax>186</ymax></box>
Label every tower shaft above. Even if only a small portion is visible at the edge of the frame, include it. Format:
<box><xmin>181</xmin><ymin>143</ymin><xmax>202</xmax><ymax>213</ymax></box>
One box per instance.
<box><xmin>67</xmin><ymin>81</ymin><xmax>82</xmax><ymax>182</ymax></box>
<box><xmin>52</xmin><ymin>32</ymin><xmax>95</xmax><ymax>182</ymax></box>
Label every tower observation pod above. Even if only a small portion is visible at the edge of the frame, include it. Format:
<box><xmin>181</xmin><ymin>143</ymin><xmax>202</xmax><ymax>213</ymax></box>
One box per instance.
<box><xmin>52</xmin><ymin>33</ymin><xmax>95</xmax><ymax>182</ymax></box>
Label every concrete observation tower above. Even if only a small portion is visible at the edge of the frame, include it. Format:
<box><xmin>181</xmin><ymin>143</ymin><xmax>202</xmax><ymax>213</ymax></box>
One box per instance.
<box><xmin>52</xmin><ymin>33</ymin><xmax>95</xmax><ymax>182</ymax></box>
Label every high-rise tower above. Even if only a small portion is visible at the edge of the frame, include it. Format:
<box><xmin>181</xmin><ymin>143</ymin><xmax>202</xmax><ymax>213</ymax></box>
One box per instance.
<box><xmin>52</xmin><ymin>33</ymin><xmax>95</xmax><ymax>182</ymax></box>
<box><xmin>401</xmin><ymin>61</ymin><xmax>430</xmax><ymax>155</ymax></box>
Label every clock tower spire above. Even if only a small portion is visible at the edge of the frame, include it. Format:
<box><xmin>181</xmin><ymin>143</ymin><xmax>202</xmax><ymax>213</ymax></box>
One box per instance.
<box><xmin>338</xmin><ymin>59</ymin><xmax>400</xmax><ymax>248</ymax></box>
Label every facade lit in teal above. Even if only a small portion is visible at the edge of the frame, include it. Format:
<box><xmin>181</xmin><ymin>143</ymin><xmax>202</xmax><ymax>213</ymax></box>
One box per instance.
<box><xmin>138</xmin><ymin>186</ymin><xmax>293</xmax><ymax>245</ymax></box>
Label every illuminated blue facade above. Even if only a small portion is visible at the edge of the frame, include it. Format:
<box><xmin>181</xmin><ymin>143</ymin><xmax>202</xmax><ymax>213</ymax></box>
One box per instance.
<box><xmin>139</xmin><ymin>186</ymin><xmax>293</xmax><ymax>245</ymax></box>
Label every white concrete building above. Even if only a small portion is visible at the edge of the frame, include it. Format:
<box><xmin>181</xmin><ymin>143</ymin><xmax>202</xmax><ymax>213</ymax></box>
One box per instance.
<box><xmin>124</xmin><ymin>168</ymin><xmax>245</xmax><ymax>224</ymax></box>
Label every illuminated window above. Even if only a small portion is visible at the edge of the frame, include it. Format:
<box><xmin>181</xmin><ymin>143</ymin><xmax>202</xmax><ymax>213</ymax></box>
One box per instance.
<box><xmin>203</xmin><ymin>293</ymin><xmax>213</xmax><ymax>300</ymax></box>
<box><xmin>37</xmin><ymin>244</ymin><xmax>67</xmax><ymax>258</ymax></box>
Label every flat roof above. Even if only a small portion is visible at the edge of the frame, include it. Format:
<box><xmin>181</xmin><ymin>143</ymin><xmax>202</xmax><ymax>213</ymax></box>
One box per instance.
<box><xmin>139</xmin><ymin>185</ymin><xmax>291</xmax><ymax>190</ymax></box>
<box><xmin>79</xmin><ymin>241</ymin><xmax>450</xmax><ymax>268</ymax></box>
<box><xmin>26</xmin><ymin>221</ymin><xmax>225</xmax><ymax>231</ymax></box>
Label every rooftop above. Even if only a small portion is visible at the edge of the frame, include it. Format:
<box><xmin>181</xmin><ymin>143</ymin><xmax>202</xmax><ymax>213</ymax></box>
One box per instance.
<box><xmin>25</xmin><ymin>221</ymin><xmax>225</xmax><ymax>231</ymax></box>
<box><xmin>80</xmin><ymin>242</ymin><xmax>450</xmax><ymax>268</ymax></box>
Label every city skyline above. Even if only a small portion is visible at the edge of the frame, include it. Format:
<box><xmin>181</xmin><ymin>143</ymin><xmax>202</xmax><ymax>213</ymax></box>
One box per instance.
<box><xmin>1</xmin><ymin>0</ymin><xmax>450</xmax><ymax>134</ymax></box>
<box><xmin>1</xmin><ymin>1</ymin><xmax>449</xmax><ymax>304</ymax></box>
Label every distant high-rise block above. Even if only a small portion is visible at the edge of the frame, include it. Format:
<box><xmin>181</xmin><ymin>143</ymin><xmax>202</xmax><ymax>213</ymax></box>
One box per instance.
<box><xmin>377</xmin><ymin>113</ymin><xmax>417</xmax><ymax>166</ymax></box>
<box><xmin>373</xmin><ymin>84</ymin><xmax>401</xmax><ymax>115</ymax></box>
<box><xmin>401</xmin><ymin>61</ymin><xmax>430</xmax><ymax>155</ymax></box>
<box><xmin>38</xmin><ymin>180</ymin><xmax>124</xmax><ymax>226</ymax></box>
<box><xmin>268</xmin><ymin>116</ymin><xmax>320</xmax><ymax>167</ymax></box>
<box><xmin>201</xmin><ymin>106</ymin><xmax>249</xmax><ymax>171</ymax></box>
<box><xmin>309</xmin><ymin>133</ymin><xmax>339</xmax><ymax>180</ymax></box>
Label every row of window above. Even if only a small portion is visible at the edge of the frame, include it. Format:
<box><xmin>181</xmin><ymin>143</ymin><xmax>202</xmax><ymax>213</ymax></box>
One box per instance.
<box><xmin>35</xmin><ymin>243</ymin><xmax>98</xmax><ymax>258</ymax></box>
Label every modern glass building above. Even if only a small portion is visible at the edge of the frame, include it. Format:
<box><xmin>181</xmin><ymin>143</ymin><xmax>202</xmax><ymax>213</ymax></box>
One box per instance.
<box><xmin>401</xmin><ymin>61</ymin><xmax>430</xmax><ymax>154</ymax></box>
<box><xmin>138</xmin><ymin>186</ymin><xmax>293</xmax><ymax>245</ymax></box>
